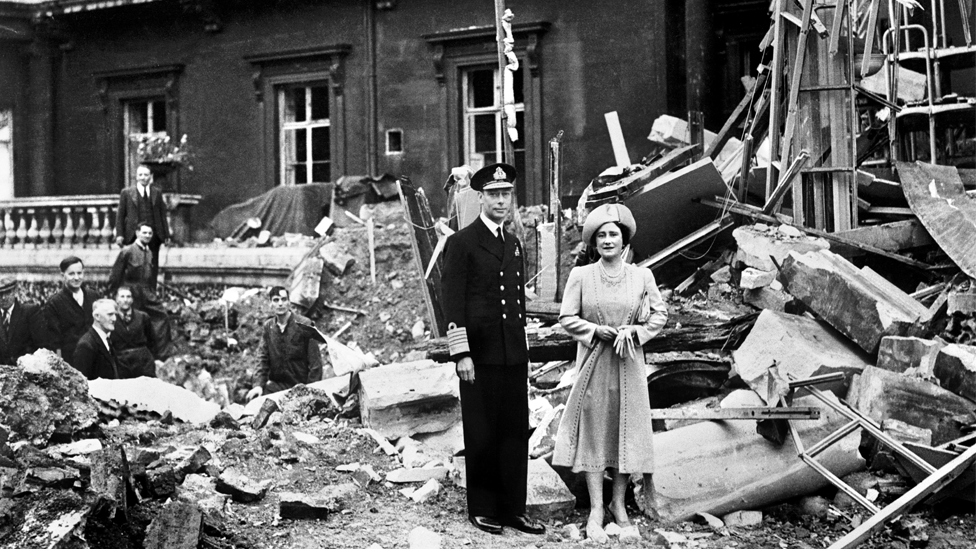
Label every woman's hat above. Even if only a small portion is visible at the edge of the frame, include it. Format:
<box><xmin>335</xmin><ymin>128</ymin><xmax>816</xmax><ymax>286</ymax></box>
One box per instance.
<box><xmin>582</xmin><ymin>203</ymin><xmax>637</xmax><ymax>244</ymax></box>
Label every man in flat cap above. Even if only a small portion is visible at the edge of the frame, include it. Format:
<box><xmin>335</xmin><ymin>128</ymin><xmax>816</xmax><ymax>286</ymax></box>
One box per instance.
<box><xmin>44</xmin><ymin>256</ymin><xmax>99</xmax><ymax>366</ymax></box>
<box><xmin>0</xmin><ymin>277</ymin><xmax>48</xmax><ymax>366</ymax></box>
<box><xmin>245</xmin><ymin>286</ymin><xmax>323</xmax><ymax>401</ymax></box>
<box><xmin>441</xmin><ymin>163</ymin><xmax>544</xmax><ymax>536</ymax></box>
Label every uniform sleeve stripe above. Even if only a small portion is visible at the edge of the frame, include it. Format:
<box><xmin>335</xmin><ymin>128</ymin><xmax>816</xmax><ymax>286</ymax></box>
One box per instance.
<box><xmin>447</xmin><ymin>326</ymin><xmax>470</xmax><ymax>356</ymax></box>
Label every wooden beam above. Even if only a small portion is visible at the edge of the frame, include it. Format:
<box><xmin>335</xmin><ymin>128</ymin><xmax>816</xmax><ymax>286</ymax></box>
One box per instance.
<box><xmin>696</xmin><ymin>198</ymin><xmax>935</xmax><ymax>270</ymax></box>
<box><xmin>828</xmin><ymin>0</ymin><xmax>847</xmax><ymax>56</ymax></box>
<box><xmin>827</xmin><ymin>444</ymin><xmax>976</xmax><ymax>549</ymax></box>
<box><xmin>860</xmin><ymin>0</ymin><xmax>882</xmax><ymax>78</ymax></box>
<box><xmin>705</xmin><ymin>72</ymin><xmax>768</xmax><ymax>160</ymax></box>
<box><xmin>779</xmin><ymin>0</ymin><xmax>816</xmax><ymax>165</ymax></box>
<box><xmin>766</xmin><ymin>0</ymin><xmax>788</xmax><ymax>198</ymax></box>
<box><xmin>649</xmin><ymin>407</ymin><xmax>821</xmax><ymax>420</ymax></box>
<box><xmin>636</xmin><ymin>216</ymin><xmax>734</xmax><ymax>270</ymax></box>
<box><xmin>763</xmin><ymin>150</ymin><xmax>810</xmax><ymax>215</ymax></box>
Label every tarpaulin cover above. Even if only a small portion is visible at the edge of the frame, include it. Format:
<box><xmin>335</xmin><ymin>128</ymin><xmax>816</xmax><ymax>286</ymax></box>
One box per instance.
<box><xmin>210</xmin><ymin>183</ymin><xmax>333</xmax><ymax>239</ymax></box>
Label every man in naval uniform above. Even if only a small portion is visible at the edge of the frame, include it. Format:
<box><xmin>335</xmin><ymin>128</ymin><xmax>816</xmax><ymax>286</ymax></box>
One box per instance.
<box><xmin>441</xmin><ymin>163</ymin><xmax>545</xmax><ymax>536</ymax></box>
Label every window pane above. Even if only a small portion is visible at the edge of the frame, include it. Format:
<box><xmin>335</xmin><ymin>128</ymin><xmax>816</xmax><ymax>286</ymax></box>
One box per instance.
<box><xmin>513</xmin><ymin>111</ymin><xmax>526</xmax><ymax>153</ymax></box>
<box><xmin>151</xmin><ymin>100</ymin><xmax>167</xmax><ymax>132</ymax></box>
<box><xmin>284</xmin><ymin>88</ymin><xmax>305</xmax><ymax>123</ymax></box>
<box><xmin>512</xmin><ymin>68</ymin><xmax>524</xmax><ymax>105</ymax></box>
<box><xmin>468</xmin><ymin>68</ymin><xmax>495</xmax><ymax>108</ymax></box>
<box><xmin>312</xmin><ymin>161</ymin><xmax>331</xmax><ymax>183</ymax></box>
<box><xmin>294</xmin><ymin>163</ymin><xmax>307</xmax><ymax>184</ymax></box>
<box><xmin>295</xmin><ymin>128</ymin><xmax>307</xmax><ymax>162</ymax></box>
<box><xmin>473</xmin><ymin>114</ymin><xmax>496</xmax><ymax>156</ymax></box>
<box><xmin>310</xmin><ymin>86</ymin><xmax>329</xmax><ymax>120</ymax></box>
<box><xmin>311</xmin><ymin>126</ymin><xmax>330</xmax><ymax>161</ymax></box>
<box><xmin>131</xmin><ymin>102</ymin><xmax>149</xmax><ymax>133</ymax></box>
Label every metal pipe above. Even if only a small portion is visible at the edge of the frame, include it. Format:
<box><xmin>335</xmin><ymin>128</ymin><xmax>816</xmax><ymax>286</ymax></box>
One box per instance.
<box><xmin>364</xmin><ymin>0</ymin><xmax>378</xmax><ymax>177</ymax></box>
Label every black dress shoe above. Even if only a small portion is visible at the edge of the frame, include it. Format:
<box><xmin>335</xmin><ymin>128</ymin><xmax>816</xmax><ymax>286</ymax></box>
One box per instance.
<box><xmin>468</xmin><ymin>515</ymin><xmax>503</xmax><ymax>535</ymax></box>
<box><xmin>502</xmin><ymin>514</ymin><xmax>545</xmax><ymax>535</ymax></box>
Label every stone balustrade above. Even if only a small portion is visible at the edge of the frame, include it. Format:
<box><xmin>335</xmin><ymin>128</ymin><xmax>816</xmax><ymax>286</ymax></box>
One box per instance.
<box><xmin>0</xmin><ymin>193</ymin><xmax>202</xmax><ymax>249</ymax></box>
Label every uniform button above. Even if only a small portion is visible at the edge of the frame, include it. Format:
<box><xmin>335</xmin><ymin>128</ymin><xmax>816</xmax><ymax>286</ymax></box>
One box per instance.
<box><xmin>502</xmin><ymin>314</ymin><xmax>507</xmax><ymax>319</ymax></box>
<box><xmin>517</xmin><ymin>299</ymin><xmax>521</xmax><ymax>305</ymax></box>
<box><xmin>499</xmin><ymin>271</ymin><xmax>504</xmax><ymax>277</ymax></box>
<box><xmin>517</xmin><ymin>285</ymin><xmax>521</xmax><ymax>290</ymax></box>
<box><xmin>501</xmin><ymin>299</ymin><xmax>506</xmax><ymax>305</ymax></box>
<box><xmin>500</xmin><ymin>285</ymin><xmax>505</xmax><ymax>291</ymax></box>
<box><xmin>519</xmin><ymin>313</ymin><xmax>523</xmax><ymax>319</ymax></box>
<box><xmin>517</xmin><ymin>271</ymin><xmax>520</xmax><ymax>276</ymax></box>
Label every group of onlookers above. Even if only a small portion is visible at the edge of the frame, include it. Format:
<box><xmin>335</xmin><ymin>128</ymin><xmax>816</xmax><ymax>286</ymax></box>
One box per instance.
<box><xmin>0</xmin><ymin>162</ymin><xmax>170</xmax><ymax>380</ymax></box>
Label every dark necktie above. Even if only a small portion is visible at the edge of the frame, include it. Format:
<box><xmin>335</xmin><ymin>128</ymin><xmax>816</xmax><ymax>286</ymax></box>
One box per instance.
<box><xmin>496</xmin><ymin>227</ymin><xmax>504</xmax><ymax>243</ymax></box>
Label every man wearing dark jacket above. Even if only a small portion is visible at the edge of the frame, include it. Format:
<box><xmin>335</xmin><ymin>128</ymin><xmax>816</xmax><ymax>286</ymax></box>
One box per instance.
<box><xmin>245</xmin><ymin>286</ymin><xmax>323</xmax><ymax>400</ymax></box>
<box><xmin>440</xmin><ymin>163</ymin><xmax>543</xmax><ymax>536</ymax></box>
<box><xmin>0</xmin><ymin>277</ymin><xmax>48</xmax><ymax>365</ymax></box>
<box><xmin>44</xmin><ymin>256</ymin><xmax>98</xmax><ymax>366</ymax></box>
<box><xmin>110</xmin><ymin>286</ymin><xmax>157</xmax><ymax>378</ymax></box>
<box><xmin>73</xmin><ymin>299</ymin><xmax>121</xmax><ymax>380</ymax></box>
<box><xmin>115</xmin><ymin>164</ymin><xmax>170</xmax><ymax>288</ymax></box>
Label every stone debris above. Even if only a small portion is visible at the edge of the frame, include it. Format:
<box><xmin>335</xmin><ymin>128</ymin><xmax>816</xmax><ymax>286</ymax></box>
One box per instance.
<box><xmin>250</xmin><ymin>398</ymin><xmax>280</xmax><ymax>430</ymax></box>
<box><xmin>408</xmin><ymin>478</ymin><xmax>441</xmax><ymax>503</ymax></box>
<box><xmin>278</xmin><ymin>482</ymin><xmax>358</xmax><ymax>520</ymax></box>
<box><xmin>358</xmin><ymin>360</ymin><xmax>460</xmax><ymax>439</ymax></box>
<box><xmin>407</xmin><ymin>526</ymin><xmax>441</xmax><ymax>549</ymax></box>
<box><xmin>215</xmin><ymin>468</ymin><xmax>272</xmax><ymax>503</ymax></box>
<box><xmin>385</xmin><ymin>466</ymin><xmax>449</xmax><ymax>484</ymax></box>
<box><xmin>144</xmin><ymin>500</ymin><xmax>203</xmax><ymax>549</ymax></box>
<box><xmin>722</xmin><ymin>510</ymin><xmax>762</xmax><ymax>528</ymax></box>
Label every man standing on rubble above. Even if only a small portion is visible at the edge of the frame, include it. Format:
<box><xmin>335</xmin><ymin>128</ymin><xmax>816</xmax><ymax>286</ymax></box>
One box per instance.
<box><xmin>115</xmin><ymin>164</ymin><xmax>170</xmax><ymax>289</ymax></box>
<box><xmin>72</xmin><ymin>298</ymin><xmax>122</xmax><ymax>380</ymax></box>
<box><xmin>0</xmin><ymin>277</ymin><xmax>47</xmax><ymax>366</ymax></box>
<box><xmin>245</xmin><ymin>286</ymin><xmax>323</xmax><ymax>400</ymax></box>
<box><xmin>44</xmin><ymin>256</ymin><xmax>98</xmax><ymax>366</ymax></box>
<box><xmin>440</xmin><ymin>163</ymin><xmax>544</xmax><ymax>536</ymax></box>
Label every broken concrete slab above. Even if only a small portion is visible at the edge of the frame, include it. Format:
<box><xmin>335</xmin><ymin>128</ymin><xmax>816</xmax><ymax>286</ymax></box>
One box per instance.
<box><xmin>733</xmin><ymin>225</ymin><xmax>829</xmax><ymax>272</ymax></box>
<box><xmin>832</xmin><ymin>219</ymin><xmax>933</xmax><ymax>254</ymax></box>
<box><xmin>241</xmin><ymin>374</ymin><xmax>350</xmax><ymax>418</ymax></box>
<box><xmin>0</xmin><ymin>350</ymin><xmax>98</xmax><ymax>446</ymax></box>
<box><xmin>848</xmin><ymin>366</ymin><xmax>975</xmax><ymax>446</ymax></box>
<box><xmin>647</xmin><ymin>114</ymin><xmax>742</xmax><ymax>165</ymax></box>
<box><xmin>648</xmin><ymin>390</ymin><xmax>864</xmax><ymax>522</ymax></box>
<box><xmin>279</xmin><ymin>482</ymin><xmax>358</xmax><ymax>520</ymax></box>
<box><xmin>877</xmin><ymin>336</ymin><xmax>944</xmax><ymax>378</ymax></box>
<box><xmin>739</xmin><ymin>268</ymin><xmax>776</xmax><ymax>290</ymax></box>
<box><xmin>144</xmin><ymin>500</ymin><xmax>203</xmax><ymax>549</ymax></box>
<box><xmin>779</xmin><ymin>249</ymin><xmax>929</xmax><ymax>353</ymax></box>
<box><xmin>722</xmin><ymin>510</ymin><xmax>762</xmax><ymax>528</ymax></box>
<box><xmin>45</xmin><ymin>439</ymin><xmax>103</xmax><ymax>459</ymax></box>
<box><xmin>897</xmin><ymin>161</ymin><xmax>976</xmax><ymax>278</ymax></box>
<box><xmin>526</xmin><ymin>458</ymin><xmax>576</xmax><ymax>521</ymax></box>
<box><xmin>409</xmin><ymin>478</ymin><xmax>441</xmax><ymax>503</ymax></box>
<box><xmin>948</xmin><ymin>292</ymin><xmax>976</xmax><ymax>314</ymax></box>
<box><xmin>88</xmin><ymin>377</ymin><xmax>221</xmax><ymax>425</ymax></box>
<box><xmin>250</xmin><ymin>398</ymin><xmax>280</xmax><ymax>429</ymax></box>
<box><xmin>742</xmin><ymin>286</ymin><xmax>794</xmax><ymax>312</ymax></box>
<box><xmin>5</xmin><ymin>490</ymin><xmax>92</xmax><ymax>549</ymax></box>
<box><xmin>89</xmin><ymin>445</ymin><xmax>133</xmax><ymax>520</ymax></box>
<box><xmin>358</xmin><ymin>360</ymin><xmax>460</xmax><ymax>439</ymax></box>
<box><xmin>932</xmin><ymin>343</ymin><xmax>976</xmax><ymax>402</ymax></box>
<box><xmin>732</xmin><ymin>310</ymin><xmax>871</xmax><ymax>403</ymax></box>
<box><xmin>215</xmin><ymin>468</ymin><xmax>272</xmax><ymax>503</ymax></box>
<box><xmin>176</xmin><ymin>474</ymin><xmax>226</xmax><ymax>514</ymax></box>
<box><xmin>385</xmin><ymin>466</ymin><xmax>449</xmax><ymax>484</ymax></box>
<box><xmin>165</xmin><ymin>446</ymin><xmax>212</xmax><ymax>481</ymax></box>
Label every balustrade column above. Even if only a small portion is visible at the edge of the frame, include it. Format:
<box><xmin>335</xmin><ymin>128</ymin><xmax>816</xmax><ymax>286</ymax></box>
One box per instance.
<box><xmin>51</xmin><ymin>209</ymin><xmax>63</xmax><ymax>247</ymax></box>
<box><xmin>15</xmin><ymin>210</ymin><xmax>28</xmax><ymax>249</ymax></box>
<box><xmin>25</xmin><ymin>209</ymin><xmax>40</xmax><ymax>248</ymax></box>
<box><xmin>99</xmin><ymin>206</ymin><xmax>113</xmax><ymax>248</ymax></box>
<box><xmin>0</xmin><ymin>210</ymin><xmax>6</xmax><ymax>248</ymax></box>
<box><xmin>38</xmin><ymin>209</ymin><xmax>52</xmax><ymax>248</ymax></box>
<box><xmin>74</xmin><ymin>207</ymin><xmax>88</xmax><ymax>248</ymax></box>
<box><xmin>88</xmin><ymin>207</ymin><xmax>101</xmax><ymax>248</ymax></box>
<box><xmin>2</xmin><ymin>211</ymin><xmax>12</xmax><ymax>248</ymax></box>
<box><xmin>62</xmin><ymin>207</ymin><xmax>75</xmax><ymax>247</ymax></box>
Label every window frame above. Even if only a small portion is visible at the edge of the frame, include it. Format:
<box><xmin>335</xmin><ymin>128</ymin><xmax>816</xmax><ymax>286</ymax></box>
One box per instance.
<box><xmin>460</xmin><ymin>65</ymin><xmax>526</xmax><ymax>178</ymax></box>
<box><xmin>425</xmin><ymin>22</ymin><xmax>549</xmax><ymax>207</ymax></box>
<box><xmin>278</xmin><ymin>83</ymin><xmax>332</xmax><ymax>185</ymax></box>
<box><xmin>0</xmin><ymin>108</ymin><xmax>13</xmax><ymax>200</ymax></box>
<box><xmin>245</xmin><ymin>45</ymin><xmax>351</xmax><ymax>189</ymax></box>
<box><xmin>94</xmin><ymin>64</ymin><xmax>184</xmax><ymax>193</ymax></box>
<box><xmin>123</xmin><ymin>97</ymin><xmax>169</xmax><ymax>186</ymax></box>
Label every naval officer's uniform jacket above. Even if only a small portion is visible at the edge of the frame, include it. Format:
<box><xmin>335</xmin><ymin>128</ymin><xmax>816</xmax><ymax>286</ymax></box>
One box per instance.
<box><xmin>441</xmin><ymin>214</ymin><xmax>530</xmax><ymax>520</ymax></box>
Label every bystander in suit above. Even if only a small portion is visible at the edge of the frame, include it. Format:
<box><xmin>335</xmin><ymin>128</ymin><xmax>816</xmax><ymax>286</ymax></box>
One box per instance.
<box><xmin>44</xmin><ymin>256</ymin><xmax>98</xmax><ymax>366</ymax></box>
<box><xmin>73</xmin><ymin>298</ymin><xmax>122</xmax><ymax>380</ymax></box>
<box><xmin>0</xmin><ymin>277</ymin><xmax>48</xmax><ymax>365</ymax></box>
<box><xmin>110</xmin><ymin>286</ymin><xmax>157</xmax><ymax>378</ymax></box>
<box><xmin>115</xmin><ymin>164</ymin><xmax>170</xmax><ymax>288</ymax></box>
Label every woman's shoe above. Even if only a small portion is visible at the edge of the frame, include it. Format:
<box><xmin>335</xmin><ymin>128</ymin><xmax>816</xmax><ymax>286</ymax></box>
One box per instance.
<box><xmin>586</xmin><ymin>520</ymin><xmax>609</xmax><ymax>544</ymax></box>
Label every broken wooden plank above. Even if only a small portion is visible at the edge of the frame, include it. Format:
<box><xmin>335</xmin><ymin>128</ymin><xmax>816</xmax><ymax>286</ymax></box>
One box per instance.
<box><xmin>895</xmin><ymin>441</ymin><xmax>975</xmax><ymax>504</ymax></box>
<box><xmin>705</xmin><ymin>72</ymin><xmax>768</xmax><ymax>161</ymax></box>
<box><xmin>763</xmin><ymin>150</ymin><xmax>810</xmax><ymax>215</ymax></box>
<box><xmin>780</xmin><ymin>249</ymin><xmax>930</xmax><ymax>353</ymax></box>
<box><xmin>697</xmin><ymin>197</ymin><xmax>935</xmax><ymax>270</ymax></box>
<box><xmin>832</xmin><ymin>219</ymin><xmax>934</xmax><ymax>253</ymax></box>
<box><xmin>827</xmin><ymin>444</ymin><xmax>976</xmax><ymax>549</ymax></box>
<box><xmin>398</xmin><ymin>179</ymin><xmax>446</xmax><ymax>335</ymax></box>
<box><xmin>896</xmin><ymin>161</ymin><xmax>976</xmax><ymax>278</ymax></box>
<box><xmin>636</xmin><ymin>216</ymin><xmax>734</xmax><ymax>270</ymax></box>
<box><xmin>586</xmin><ymin>144</ymin><xmax>701</xmax><ymax>205</ymax></box>
<box><xmin>732</xmin><ymin>309</ymin><xmax>872</xmax><ymax>403</ymax></box>
<box><xmin>648</xmin><ymin>407</ymin><xmax>820</xmax><ymax>420</ymax></box>
<box><xmin>426</xmin><ymin>313</ymin><xmax>759</xmax><ymax>363</ymax></box>
<box><xmin>848</xmin><ymin>366</ymin><xmax>976</xmax><ymax>446</ymax></box>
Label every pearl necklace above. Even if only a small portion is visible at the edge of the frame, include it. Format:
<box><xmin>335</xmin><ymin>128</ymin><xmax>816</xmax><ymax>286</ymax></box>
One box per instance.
<box><xmin>598</xmin><ymin>259</ymin><xmax>625</xmax><ymax>287</ymax></box>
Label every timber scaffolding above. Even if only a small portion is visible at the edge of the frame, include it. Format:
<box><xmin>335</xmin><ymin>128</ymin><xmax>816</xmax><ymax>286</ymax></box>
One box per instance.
<box><xmin>397</xmin><ymin>1</ymin><xmax>976</xmax><ymax>547</ymax></box>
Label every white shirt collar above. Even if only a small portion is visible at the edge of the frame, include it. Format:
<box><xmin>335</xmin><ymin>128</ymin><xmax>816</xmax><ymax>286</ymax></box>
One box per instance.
<box><xmin>2</xmin><ymin>302</ymin><xmax>13</xmax><ymax>319</ymax></box>
<box><xmin>480</xmin><ymin>213</ymin><xmax>503</xmax><ymax>237</ymax></box>
<box><xmin>72</xmin><ymin>288</ymin><xmax>84</xmax><ymax>307</ymax></box>
<box><xmin>138</xmin><ymin>183</ymin><xmax>150</xmax><ymax>197</ymax></box>
<box><xmin>93</xmin><ymin>325</ymin><xmax>112</xmax><ymax>351</ymax></box>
